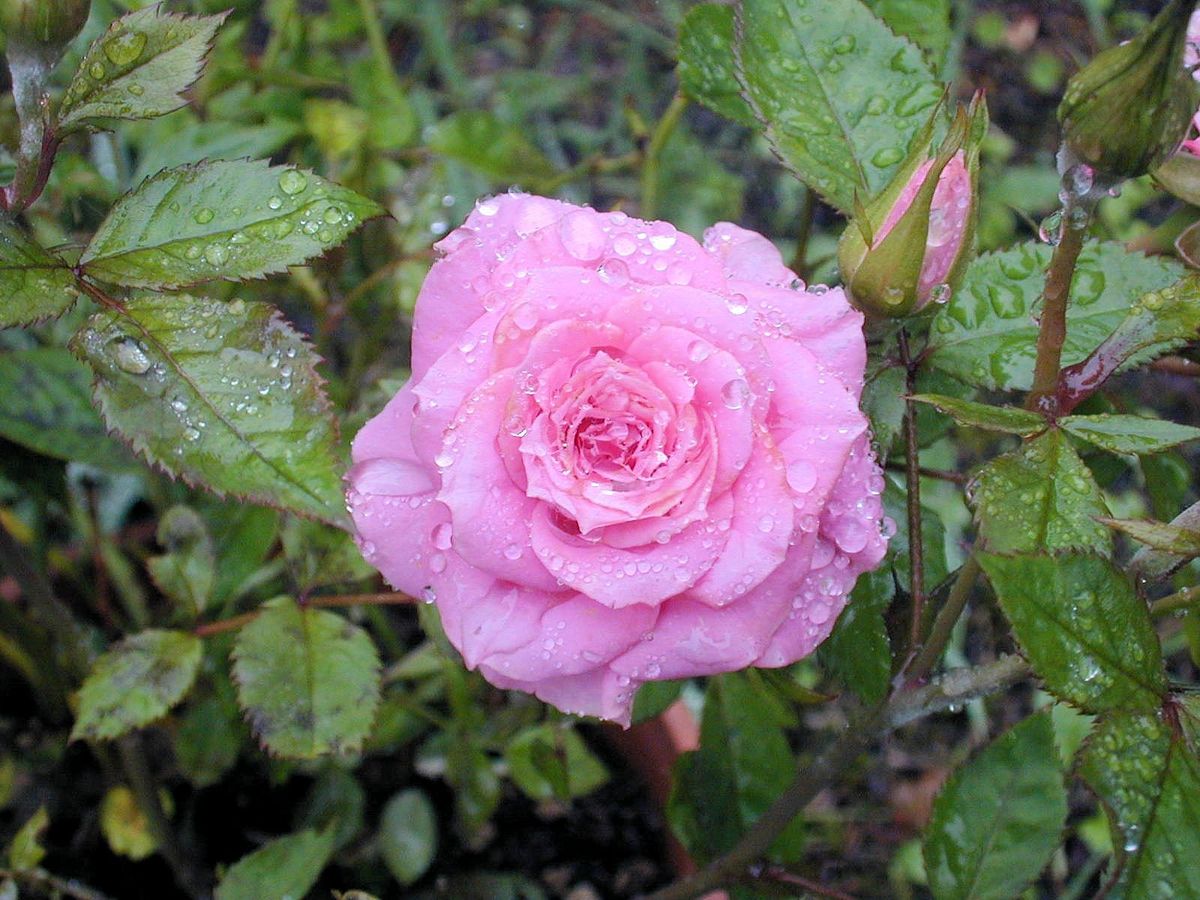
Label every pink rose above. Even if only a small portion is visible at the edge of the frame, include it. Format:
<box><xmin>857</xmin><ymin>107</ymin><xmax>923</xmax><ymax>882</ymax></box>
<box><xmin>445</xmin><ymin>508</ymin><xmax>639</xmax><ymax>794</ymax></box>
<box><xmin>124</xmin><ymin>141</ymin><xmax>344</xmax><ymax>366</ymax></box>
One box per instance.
<box><xmin>346</xmin><ymin>194</ymin><xmax>889</xmax><ymax>725</ymax></box>
<box><xmin>874</xmin><ymin>150</ymin><xmax>972</xmax><ymax>306</ymax></box>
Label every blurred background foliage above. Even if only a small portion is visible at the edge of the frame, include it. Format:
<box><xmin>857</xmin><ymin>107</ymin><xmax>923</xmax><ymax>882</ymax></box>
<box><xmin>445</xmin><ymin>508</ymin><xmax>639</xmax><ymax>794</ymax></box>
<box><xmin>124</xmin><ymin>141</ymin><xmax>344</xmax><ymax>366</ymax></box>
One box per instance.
<box><xmin>1</xmin><ymin>1</ymin><xmax>1197</xmax><ymax>898</ymax></box>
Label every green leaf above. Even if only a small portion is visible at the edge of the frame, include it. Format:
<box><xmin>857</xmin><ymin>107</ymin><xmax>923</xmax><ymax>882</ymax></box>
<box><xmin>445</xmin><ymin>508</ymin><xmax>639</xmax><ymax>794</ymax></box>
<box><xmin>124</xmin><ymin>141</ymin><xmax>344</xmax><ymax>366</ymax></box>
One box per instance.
<box><xmin>58</xmin><ymin>8</ymin><xmax>226</xmax><ymax>131</ymax></box>
<box><xmin>173</xmin><ymin>671</ymin><xmax>243</xmax><ymax>788</ymax></box>
<box><xmin>427</xmin><ymin>111</ymin><xmax>559</xmax><ymax>191</ymax></box>
<box><xmin>0</xmin><ymin>348</ymin><xmax>132</xmax><ymax>469</ymax></box>
<box><xmin>100</xmin><ymin>786</ymin><xmax>160</xmax><ymax>861</ymax></box>
<box><xmin>146</xmin><ymin>505</ymin><xmax>215</xmax><ymax>616</ymax></box>
<box><xmin>631</xmin><ymin>680</ymin><xmax>684</xmax><ymax>724</ymax></box>
<box><xmin>71</xmin><ymin>629</ymin><xmax>203</xmax><ymax>741</ymax></box>
<box><xmin>71</xmin><ymin>293</ymin><xmax>348</xmax><ymax>527</ymax></box>
<box><xmin>6</xmin><ymin>807</ymin><xmax>48</xmax><ymax>871</ymax></box>
<box><xmin>214</xmin><ymin>828</ymin><xmax>336</xmax><ymax>900</ymax></box>
<box><xmin>378</xmin><ymin>789</ymin><xmax>438</xmax><ymax>887</ymax></box>
<box><xmin>861</xmin><ymin>363</ymin><xmax>907</xmax><ymax>459</ymax></box>
<box><xmin>819</xmin><ymin>568</ymin><xmax>894</xmax><ymax>704</ymax></box>
<box><xmin>734</xmin><ymin>0</ymin><xmax>941</xmax><ymax>211</ymax></box>
<box><xmin>676</xmin><ymin>4</ymin><xmax>756</xmax><ymax>125</ymax></box>
<box><xmin>971</xmin><ymin>429</ymin><xmax>1111</xmax><ymax>555</ymax></box>
<box><xmin>280</xmin><ymin>515</ymin><xmax>374</xmax><ymax>592</ymax></box>
<box><xmin>297</xmin><ymin>767</ymin><xmax>366</xmax><ymax>853</ymax></box>
<box><xmin>923</xmin><ymin>712</ymin><xmax>1066</xmax><ymax>900</ymax></box>
<box><xmin>1061</xmin><ymin>414</ymin><xmax>1200</xmax><ymax>455</ymax></box>
<box><xmin>1079</xmin><ymin>712</ymin><xmax>1200</xmax><ymax>899</ymax></box>
<box><xmin>910</xmin><ymin>394</ymin><xmax>1046</xmax><ymax>435</ymax></box>
<box><xmin>504</xmin><ymin>724</ymin><xmax>610</xmax><ymax>802</ymax></box>
<box><xmin>864</xmin><ymin>0</ymin><xmax>952</xmax><ymax>62</ymax></box>
<box><xmin>1102</xmin><ymin>517</ymin><xmax>1200</xmax><ymax>557</ymax></box>
<box><xmin>977</xmin><ymin>553</ymin><xmax>1166</xmax><ymax>713</ymax></box>
<box><xmin>231</xmin><ymin>596</ymin><xmax>380</xmax><ymax>758</ymax></box>
<box><xmin>668</xmin><ymin>671</ymin><xmax>803</xmax><ymax>864</ymax></box>
<box><xmin>1060</xmin><ymin>275</ymin><xmax>1200</xmax><ymax>393</ymax></box>
<box><xmin>0</xmin><ymin>219</ymin><xmax>79</xmax><ymax>328</ymax></box>
<box><xmin>927</xmin><ymin>242</ymin><xmax>1184</xmax><ymax>391</ymax></box>
<box><xmin>79</xmin><ymin>159</ymin><xmax>384</xmax><ymax>288</ymax></box>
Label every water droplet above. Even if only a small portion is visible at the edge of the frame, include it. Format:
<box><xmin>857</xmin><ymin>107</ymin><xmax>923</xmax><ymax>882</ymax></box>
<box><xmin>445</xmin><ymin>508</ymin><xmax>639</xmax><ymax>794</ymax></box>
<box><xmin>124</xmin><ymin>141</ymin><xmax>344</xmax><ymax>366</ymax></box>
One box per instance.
<box><xmin>431</xmin><ymin>522</ymin><xmax>453</xmax><ymax>550</ymax></box>
<box><xmin>112</xmin><ymin>339</ymin><xmax>151</xmax><ymax>375</ymax></box>
<box><xmin>786</xmin><ymin>458</ymin><xmax>817</xmax><ymax>494</ymax></box>
<box><xmin>322</xmin><ymin>206</ymin><xmax>344</xmax><ymax>225</ymax></box>
<box><xmin>203</xmin><ymin>244</ymin><xmax>229</xmax><ymax>266</ymax></box>
<box><xmin>557</xmin><ymin>210</ymin><xmax>606</xmax><ymax>261</ymax></box>
<box><xmin>278</xmin><ymin>169</ymin><xmax>308</xmax><ymax>195</ymax></box>
<box><xmin>429</xmin><ymin>553</ymin><xmax>447</xmax><ymax>574</ymax></box>
<box><xmin>721</xmin><ymin>379</ymin><xmax>751</xmax><ymax>410</ymax></box>
<box><xmin>872</xmin><ymin>146</ymin><xmax>903</xmax><ymax>167</ymax></box>
<box><xmin>512</xmin><ymin>304</ymin><xmax>539</xmax><ymax>330</ymax></box>
<box><xmin>503</xmin><ymin>543</ymin><xmax>523</xmax><ymax>560</ymax></box>
<box><xmin>832</xmin><ymin>34</ymin><xmax>856</xmax><ymax>54</ymax></box>
<box><xmin>687</xmin><ymin>340</ymin><xmax>711</xmax><ymax>363</ymax></box>
<box><xmin>193</xmin><ymin>207</ymin><xmax>215</xmax><ymax>224</ymax></box>
<box><xmin>649</xmin><ymin>233</ymin><xmax>677</xmax><ymax>251</ymax></box>
<box><xmin>598</xmin><ymin>258</ymin><xmax>630</xmax><ymax>287</ymax></box>
<box><xmin>757</xmin><ymin>515</ymin><xmax>775</xmax><ymax>533</ymax></box>
<box><xmin>725</xmin><ymin>293</ymin><xmax>749</xmax><ymax>315</ymax></box>
<box><xmin>127</xmin><ymin>83</ymin><xmax>144</xmax><ymax>96</ymax></box>
<box><xmin>104</xmin><ymin>30</ymin><xmax>147</xmax><ymax>66</ymax></box>
<box><xmin>88</xmin><ymin>62</ymin><xmax>106</xmax><ymax>80</ymax></box>
<box><xmin>267</xmin><ymin>196</ymin><xmax>283</xmax><ymax>211</ymax></box>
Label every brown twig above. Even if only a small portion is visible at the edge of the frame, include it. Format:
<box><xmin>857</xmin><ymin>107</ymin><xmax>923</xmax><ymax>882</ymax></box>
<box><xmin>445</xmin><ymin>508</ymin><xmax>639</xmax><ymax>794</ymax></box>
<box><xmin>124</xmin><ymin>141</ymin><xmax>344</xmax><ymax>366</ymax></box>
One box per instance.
<box><xmin>1149</xmin><ymin>355</ymin><xmax>1200</xmax><ymax>378</ymax></box>
<box><xmin>194</xmin><ymin>591</ymin><xmax>417</xmax><ymax>637</ymax></box>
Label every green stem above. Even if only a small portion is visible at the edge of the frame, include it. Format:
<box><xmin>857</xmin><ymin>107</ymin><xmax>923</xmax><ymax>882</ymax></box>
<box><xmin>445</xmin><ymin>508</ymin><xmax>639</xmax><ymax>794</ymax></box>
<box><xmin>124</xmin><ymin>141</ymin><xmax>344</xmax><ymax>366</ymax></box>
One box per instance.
<box><xmin>3</xmin><ymin>43</ymin><xmax>56</xmax><ymax>211</ymax></box>
<box><xmin>905</xmin><ymin>555</ymin><xmax>982</xmax><ymax>683</ymax></box>
<box><xmin>898</xmin><ymin>329</ymin><xmax>925</xmax><ymax>651</ymax></box>
<box><xmin>788</xmin><ymin>188</ymin><xmax>816</xmax><ymax>277</ymax></box>
<box><xmin>0</xmin><ymin>868</ymin><xmax>114</xmax><ymax>900</ymax></box>
<box><xmin>639</xmin><ymin>93</ymin><xmax>688</xmax><ymax>220</ymax></box>
<box><xmin>355</xmin><ymin>0</ymin><xmax>393</xmax><ymax>77</ymax></box>
<box><xmin>116</xmin><ymin>735</ymin><xmax>208</xmax><ymax>899</ymax></box>
<box><xmin>1151</xmin><ymin>585</ymin><xmax>1200</xmax><ymax>617</ymax></box>
<box><xmin>643</xmin><ymin>655</ymin><xmax>1029</xmax><ymax>900</ymax></box>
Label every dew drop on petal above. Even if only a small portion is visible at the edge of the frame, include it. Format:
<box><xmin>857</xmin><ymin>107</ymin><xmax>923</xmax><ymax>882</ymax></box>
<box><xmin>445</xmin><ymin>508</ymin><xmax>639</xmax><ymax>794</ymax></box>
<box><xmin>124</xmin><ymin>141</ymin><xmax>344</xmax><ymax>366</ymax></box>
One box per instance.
<box><xmin>721</xmin><ymin>378</ymin><xmax>751</xmax><ymax>409</ymax></box>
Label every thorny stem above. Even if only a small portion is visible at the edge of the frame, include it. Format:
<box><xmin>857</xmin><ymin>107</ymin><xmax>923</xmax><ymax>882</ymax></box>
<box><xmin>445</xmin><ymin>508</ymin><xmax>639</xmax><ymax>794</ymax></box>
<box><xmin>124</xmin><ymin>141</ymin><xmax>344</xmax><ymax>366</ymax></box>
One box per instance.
<box><xmin>643</xmin><ymin>655</ymin><xmax>1029</xmax><ymax>900</ymax></box>
<box><xmin>194</xmin><ymin>591</ymin><xmax>417</xmax><ymax>637</ymax></box>
<box><xmin>904</xmin><ymin>555</ymin><xmax>983</xmax><ymax>684</ymax></box>
<box><xmin>1150</xmin><ymin>584</ymin><xmax>1200</xmax><ymax>617</ymax></box>
<box><xmin>898</xmin><ymin>330</ymin><xmax>925</xmax><ymax>652</ymax></box>
<box><xmin>0</xmin><ymin>868</ymin><xmax>114</xmax><ymax>900</ymax></box>
<box><xmin>639</xmin><ymin>93</ymin><xmax>689</xmax><ymax>220</ymax></box>
<box><xmin>1026</xmin><ymin>197</ymin><xmax>1092</xmax><ymax>414</ymax></box>
<box><xmin>116</xmin><ymin>735</ymin><xmax>209</xmax><ymax>899</ymax></box>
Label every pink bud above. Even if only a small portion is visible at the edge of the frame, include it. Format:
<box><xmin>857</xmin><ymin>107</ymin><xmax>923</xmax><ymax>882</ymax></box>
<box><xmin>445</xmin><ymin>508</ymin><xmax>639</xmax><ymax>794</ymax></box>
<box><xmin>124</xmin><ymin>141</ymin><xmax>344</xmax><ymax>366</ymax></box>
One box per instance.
<box><xmin>875</xmin><ymin>150</ymin><xmax>972</xmax><ymax>307</ymax></box>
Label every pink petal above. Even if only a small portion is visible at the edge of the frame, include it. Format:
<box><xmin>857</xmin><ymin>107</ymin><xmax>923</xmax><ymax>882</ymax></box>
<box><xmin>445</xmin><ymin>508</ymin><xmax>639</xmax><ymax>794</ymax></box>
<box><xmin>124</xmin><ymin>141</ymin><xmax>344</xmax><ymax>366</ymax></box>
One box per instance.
<box><xmin>702</xmin><ymin>221</ymin><xmax>796</xmax><ymax>286</ymax></box>
<box><xmin>528</xmin><ymin>494</ymin><xmax>733</xmax><ymax>609</ymax></box>
<box><xmin>480</xmin><ymin>663</ymin><xmax>639</xmax><ymax>725</ymax></box>
<box><xmin>435</xmin><ymin>370</ymin><xmax>562</xmax><ymax>592</ymax></box>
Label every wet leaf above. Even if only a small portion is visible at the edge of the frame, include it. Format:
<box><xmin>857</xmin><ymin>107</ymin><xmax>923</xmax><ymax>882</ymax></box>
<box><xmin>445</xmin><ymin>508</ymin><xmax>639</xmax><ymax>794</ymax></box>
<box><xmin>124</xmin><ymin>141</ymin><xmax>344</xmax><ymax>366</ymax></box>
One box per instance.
<box><xmin>59</xmin><ymin>8</ymin><xmax>226</xmax><ymax>131</ymax></box>
<box><xmin>231</xmin><ymin>596</ymin><xmax>380</xmax><ymax>759</ymax></box>
<box><xmin>297</xmin><ymin>767</ymin><xmax>365</xmax><ymax>853</ymax></box>
<box><xmin>6</xmin><ymin>807</ymin><xmax>47</xmax><ymax>870</ymax></box>
<box><xmin>504</xmin><ymin>724</ymin><xmax>610</xmax><ymax>802</ymax></box>
<box><xmin>923</xmin><ymin>712</ymin><xmax>1066</xmax><ymax>900</ymax></box>
<box><xmin>72</xmin><ymin>629</ymin><xmax>203</xmax><ymax>741</ymax></box>
<box><xmin>1079</xmin><ymin>711</ymin><xmax>1200</xmax><ymax>899</ymax></box>
<box><xmin>865</xmin><ymin>0</ymin><xmax>952</xmax><ymax>63</ymax></box>
<box><xmin>978</xmin><ymin>553</ymin><xmax>1166</xmax><ymax>713</ymax></box>
<box><xmin>1061</xmin><ymin>414</ymin><xmax>1200</xmax><ymax>455</ymax></box>
<box><xmin>427</xmin><ymin>111</ymin><xmax>559</xmax><ymax>191</ymax></box>
<box><xmin>0</xmin><ymin>348</ymin><xmax>132</xmax><ymax>469</ymax></box>
<box><xmin>71</xmin><ymin>293</ymin><xmax>348</xmax><ymax>527</ymax></box>
<box><xmin>668</xmin><ymin>671</ymin><xmax>804</xmax><ymax>864</ymax></box>
<box><xmin>1059</xmin><ymin>275</ymin><xmax>1200</xmax><ymax>402</ymax></box>
<box><xmin>734</xmin><ymin>0</ymin><xmax>940</xmax><ymax>211</ymax></box>
<box><xmin>100</xmin><ymin>786</ymin><xmax>159</xmax><ymax>861</ymax></box>
<box><xmin>214</xmin><ymin>828</ymin><xmax>336</xmax><ymax>900</ymax></box>
<box><xmin>146</xmin><ymin>505</ymin><xmax>215</xmax><ymax>616</ymax></box>
<box><xmin>80</xmin><ymin>159</ymin><xmax>384</xmax><ymax>288</ymax></box>
<box><xmin>676</xmin><ymin>4</ymin><xmax>755</xmax><ymax>125</ymax></box>
<box><xmin>910</xmin><ymin>394</ymin><xmax>1046</xmax><ymax>434</ymax></box>
<box><xmin>0</xmin><ymin>219</ymin><xmax>79</xmax><ymax>328</ymax></box>
<box><xmin>378</xmin><ymin>789</ymin><xmax>438</xmax><ymax>887</ymax></box>
<box><xmin>971</xmin><ymin>429</ymin><xmax>1111</xmax><ymax>556</ymax></box>
<box><xmin>927</xmin><ymin>242</ymin><xmax>1183</xmax><ymax>391</ymax></box>
<box><xmin>1102</xmin><ymin>517</ymin><xmax>1200</xmax><ymax>557</ymax></box>
<box><xmin>819</xmin><ymin>568</ymin><xmax>894</xmax><ymax>704</ymax></box>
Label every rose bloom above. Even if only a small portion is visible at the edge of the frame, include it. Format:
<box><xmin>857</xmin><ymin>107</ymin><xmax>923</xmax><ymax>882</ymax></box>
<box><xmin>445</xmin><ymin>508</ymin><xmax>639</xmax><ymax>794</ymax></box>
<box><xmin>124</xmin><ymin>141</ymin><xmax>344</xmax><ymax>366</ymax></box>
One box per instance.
<box><xmin>347</xmin><ymin>194</ymin><xmax>890</xmax><ymax>725</ymax></box>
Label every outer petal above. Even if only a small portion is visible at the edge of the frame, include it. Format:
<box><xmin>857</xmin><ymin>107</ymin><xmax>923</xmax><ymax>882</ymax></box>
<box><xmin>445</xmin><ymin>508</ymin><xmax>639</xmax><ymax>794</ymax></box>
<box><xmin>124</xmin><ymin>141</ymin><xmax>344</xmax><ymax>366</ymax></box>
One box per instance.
<box><xmin>758</xmin><ymin>437</ymin><xmax>889</xmax><ymax>666</ymax></box>
<box><xmin>703</xmin><ymin>221</ymin><xmax>796</xmax><ymax>286</ymax></box>
<box><xmin>435</xmin><ymin>370</ymin><xmax>562</xmax><ymax>592</ymax></box>
<box><xmin>480</xmin><ymin>664</ymin><xmax>639</xmax><ymax>725</ymax></box>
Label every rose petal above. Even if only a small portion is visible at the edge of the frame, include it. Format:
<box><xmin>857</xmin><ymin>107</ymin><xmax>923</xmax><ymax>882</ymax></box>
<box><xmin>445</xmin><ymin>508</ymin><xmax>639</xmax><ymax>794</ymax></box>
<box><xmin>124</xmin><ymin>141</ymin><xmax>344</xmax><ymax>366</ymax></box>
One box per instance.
<box><xmin>703</xmin><ymin>221</ymin><xmax>796</xmax><ymax>286</ymax></box>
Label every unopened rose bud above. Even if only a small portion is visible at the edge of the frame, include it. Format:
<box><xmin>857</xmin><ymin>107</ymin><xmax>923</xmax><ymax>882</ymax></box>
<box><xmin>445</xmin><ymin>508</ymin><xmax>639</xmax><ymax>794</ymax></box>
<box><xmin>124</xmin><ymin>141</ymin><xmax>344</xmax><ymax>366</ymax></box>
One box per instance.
<box><xmin>1059</xmin><ymin>0</ymin><xmax>1198</xmax><ymax>179</ymax></box>
<box><xmin>1</xmin><ymin>0</ymin><xmax>90</xmax><ymax>62</ymax></box>
<box><xmin>838</xmin><ymin>97</ymin><xmax>985</xmax><ymax>318</ymax></box>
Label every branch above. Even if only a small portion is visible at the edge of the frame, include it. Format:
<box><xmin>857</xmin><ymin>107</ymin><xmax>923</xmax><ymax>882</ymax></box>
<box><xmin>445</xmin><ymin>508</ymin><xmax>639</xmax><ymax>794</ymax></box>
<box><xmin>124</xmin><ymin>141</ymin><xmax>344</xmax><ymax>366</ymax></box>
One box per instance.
<box><xmin>195</xmin><ymin>591</ymin><xmax>417</xmax><ymax>637</ymax></box>
<box><xmin>641</xmin><ymin>655</ymin><xmax>1030</xmax><ymax>900</ymax></box>
<box><xmin>898</xmin><ymin>330</ymin><xmax>925</xmax><ymax>652</ymax></box>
